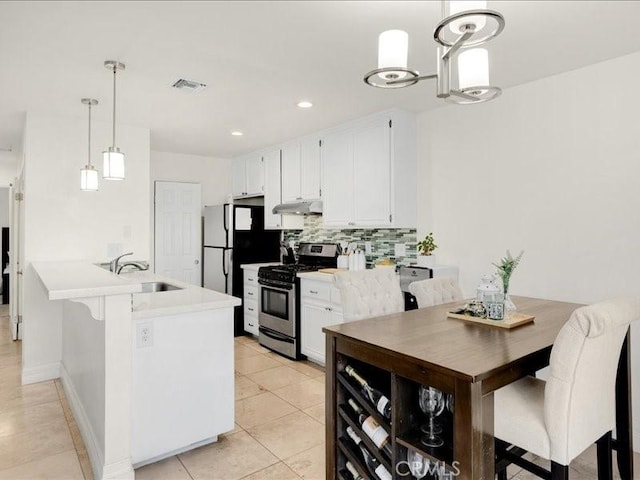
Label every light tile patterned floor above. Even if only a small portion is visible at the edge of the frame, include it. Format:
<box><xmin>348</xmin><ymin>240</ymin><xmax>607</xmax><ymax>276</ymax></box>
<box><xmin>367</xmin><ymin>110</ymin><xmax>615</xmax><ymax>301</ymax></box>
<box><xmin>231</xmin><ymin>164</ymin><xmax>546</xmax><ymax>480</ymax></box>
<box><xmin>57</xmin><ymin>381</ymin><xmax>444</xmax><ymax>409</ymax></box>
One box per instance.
<box><xmin>0</xmin><ymin>312</ymin><xmax>638</xmax><ymax>479</ymax></box>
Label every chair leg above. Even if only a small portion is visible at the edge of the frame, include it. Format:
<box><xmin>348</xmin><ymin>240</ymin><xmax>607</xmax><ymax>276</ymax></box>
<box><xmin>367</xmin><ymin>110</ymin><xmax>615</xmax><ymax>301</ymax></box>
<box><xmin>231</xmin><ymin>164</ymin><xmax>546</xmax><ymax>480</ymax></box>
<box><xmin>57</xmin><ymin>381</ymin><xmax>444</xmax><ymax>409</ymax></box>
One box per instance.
<box><xmin>596</xmin><ymin>431</ymin><xmax>613</xmax><ymax>480</ymax></box>
<box><xmin>551</xmin><ymin>462</ymin><xmax>569</xmax><ymax>480</ymax></box>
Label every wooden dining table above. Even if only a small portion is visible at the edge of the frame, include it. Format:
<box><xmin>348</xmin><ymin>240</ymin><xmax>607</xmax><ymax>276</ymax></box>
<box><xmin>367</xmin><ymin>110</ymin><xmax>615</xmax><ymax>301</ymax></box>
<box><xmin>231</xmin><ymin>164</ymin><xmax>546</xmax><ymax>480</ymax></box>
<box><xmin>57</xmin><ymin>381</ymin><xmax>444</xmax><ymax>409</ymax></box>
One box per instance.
<box><xmin>324</xmin><ymin>295</ymin><xmax>634</xmax><ymax>480</ymax></box>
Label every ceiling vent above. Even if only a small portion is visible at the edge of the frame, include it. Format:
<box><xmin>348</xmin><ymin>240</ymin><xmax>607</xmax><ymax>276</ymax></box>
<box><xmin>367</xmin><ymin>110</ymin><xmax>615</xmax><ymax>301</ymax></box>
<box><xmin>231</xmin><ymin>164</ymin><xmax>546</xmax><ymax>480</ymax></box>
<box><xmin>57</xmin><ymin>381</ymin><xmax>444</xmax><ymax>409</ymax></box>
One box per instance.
<box><xmin>172</xmin><ymin>79</ymin><xmax>207</xmax><ymax>93</ymax></box>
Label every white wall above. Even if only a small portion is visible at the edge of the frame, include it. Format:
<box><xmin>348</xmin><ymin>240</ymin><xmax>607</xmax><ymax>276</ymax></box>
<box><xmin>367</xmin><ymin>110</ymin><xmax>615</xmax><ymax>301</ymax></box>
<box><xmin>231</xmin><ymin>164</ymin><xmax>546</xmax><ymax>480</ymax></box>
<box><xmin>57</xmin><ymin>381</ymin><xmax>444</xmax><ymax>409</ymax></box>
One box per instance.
<box><xmin>22</xmin><ymin>112</ymin><xmax>150</xmax><ymax>382</ymax></box>
<box><xmin>150</xmin><ymin>151</ymin><xmax>231</xmax><ymax>208</ymax></box>
<box><xmin>417</xmin><ymin>51</ymin><xmax>640</xmax><ymax>450</ymax></box>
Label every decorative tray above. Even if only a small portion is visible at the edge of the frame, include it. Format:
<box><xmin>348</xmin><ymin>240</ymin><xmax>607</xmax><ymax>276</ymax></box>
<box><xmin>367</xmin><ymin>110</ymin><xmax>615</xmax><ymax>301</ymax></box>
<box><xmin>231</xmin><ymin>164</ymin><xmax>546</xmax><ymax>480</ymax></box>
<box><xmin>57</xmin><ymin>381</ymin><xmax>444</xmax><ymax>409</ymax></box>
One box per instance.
<box><xmin>447</xmin><ymin>311</ymin><xmax>535</xmax><ymax>329</ymax></box>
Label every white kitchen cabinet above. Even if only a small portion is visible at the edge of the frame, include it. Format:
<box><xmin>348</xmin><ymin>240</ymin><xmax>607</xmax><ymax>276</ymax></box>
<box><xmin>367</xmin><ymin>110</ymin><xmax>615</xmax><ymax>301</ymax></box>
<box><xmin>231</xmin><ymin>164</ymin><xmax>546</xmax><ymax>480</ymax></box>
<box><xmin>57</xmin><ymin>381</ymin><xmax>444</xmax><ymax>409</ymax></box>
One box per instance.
<box><xmin>232</xmin><ymin>155</ymin><xmax>264</xmax><ymax>198</ymax></box>
<box><xmin>243</xmin><ymin>270</ymin><xmax>259</xmax><ymax>336</ymax></box>
<box><xmin>282</xmin><ymin>137</ymin><xmax>321</xmax><ymax>203</ymax></box>
<box><xmin>320</xmin><ymin>109</ymin><xmax>416</xmax><ymax>228</ymax></box>
<box><xmin>263</xmin><ymin>149</ymin><xmax>283</xmax><ymax>230</ymax></box>
<box><xmin>300</xmin><ymin>278</ymin><xmax>342</xmax><ymax>364</ymax></box>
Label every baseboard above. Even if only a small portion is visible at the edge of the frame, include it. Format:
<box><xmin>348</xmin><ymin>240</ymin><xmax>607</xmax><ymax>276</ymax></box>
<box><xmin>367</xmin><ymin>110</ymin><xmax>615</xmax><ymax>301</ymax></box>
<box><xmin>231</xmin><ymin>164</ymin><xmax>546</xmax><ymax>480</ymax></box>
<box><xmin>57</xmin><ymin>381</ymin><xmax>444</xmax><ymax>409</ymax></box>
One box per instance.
<box><xmin>60</xmin><ymin>364</ymin><xmax>134</xmax><ymax>480</ymax></box>
<box><xmin>22</xmin><ymin>361</ymin><xmax>60</xmax><ymax>384</ymax></box>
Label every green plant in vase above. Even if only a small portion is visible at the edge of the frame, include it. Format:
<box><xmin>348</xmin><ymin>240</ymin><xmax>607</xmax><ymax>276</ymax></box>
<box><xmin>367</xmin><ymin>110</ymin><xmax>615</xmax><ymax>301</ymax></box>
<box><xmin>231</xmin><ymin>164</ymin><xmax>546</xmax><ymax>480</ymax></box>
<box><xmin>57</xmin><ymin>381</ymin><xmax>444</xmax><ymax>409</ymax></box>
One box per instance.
<box><xmin>416</xmin><ymin>233</ymin><xmax>438</xmax><ymax>267</ymax></box>
<box><xmin>493</xmin><ymin>250</ymin><xmax>524</xmax><ymax>312</ymax></box>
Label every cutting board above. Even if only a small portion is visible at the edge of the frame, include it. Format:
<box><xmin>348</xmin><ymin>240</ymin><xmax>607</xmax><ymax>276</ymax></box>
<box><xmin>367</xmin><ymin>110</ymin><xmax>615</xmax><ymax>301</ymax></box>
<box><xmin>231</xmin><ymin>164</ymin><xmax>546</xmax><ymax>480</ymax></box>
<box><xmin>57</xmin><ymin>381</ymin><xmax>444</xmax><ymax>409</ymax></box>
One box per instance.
<box><xmin>317</xmin><ymin>268</ymin><xmax>347</xmax><ymax>274</ymax></box>
<box><xmin>447</xmin><ymin>311</ymin><xmax>535</xmax><ymax>329</ymax></box>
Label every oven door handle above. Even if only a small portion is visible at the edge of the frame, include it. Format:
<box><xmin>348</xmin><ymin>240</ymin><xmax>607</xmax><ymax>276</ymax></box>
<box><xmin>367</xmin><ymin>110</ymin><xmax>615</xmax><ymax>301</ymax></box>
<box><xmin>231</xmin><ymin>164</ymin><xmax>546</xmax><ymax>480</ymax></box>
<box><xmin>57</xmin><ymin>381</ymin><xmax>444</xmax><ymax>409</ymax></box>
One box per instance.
<box><xmin>259</xmin><ymin>327</ymin><xmax>294</xmax><ymax>344</ymax></box>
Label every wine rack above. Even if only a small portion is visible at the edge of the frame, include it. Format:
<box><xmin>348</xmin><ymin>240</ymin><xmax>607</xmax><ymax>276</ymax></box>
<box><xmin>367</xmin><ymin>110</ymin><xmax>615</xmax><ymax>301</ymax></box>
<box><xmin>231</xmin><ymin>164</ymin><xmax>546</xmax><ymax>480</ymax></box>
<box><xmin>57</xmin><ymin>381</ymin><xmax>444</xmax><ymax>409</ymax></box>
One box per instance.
<box><xmin>331</xmin><ymin>351</ymin><xmax>458</xmax><ymax>480</ymax></box>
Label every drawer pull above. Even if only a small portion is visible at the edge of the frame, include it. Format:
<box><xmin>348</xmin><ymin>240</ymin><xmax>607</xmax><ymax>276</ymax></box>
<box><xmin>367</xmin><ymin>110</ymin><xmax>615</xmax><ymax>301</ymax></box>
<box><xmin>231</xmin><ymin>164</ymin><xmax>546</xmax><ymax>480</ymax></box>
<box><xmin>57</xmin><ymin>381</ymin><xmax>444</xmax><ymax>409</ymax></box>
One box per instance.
<box><xmin>247</xmin><ymin>291</ymin><xmax>254</xmax><ymax>296</ymax></box>
<box><xmin>248</xmin><ymin>276</ymin><xmax>255</xmax><ymax>282</ymax></box>
<box><xmin>310</xmin><ymin>290</ymin><xmax>319</xmax><ymax>294</ymax></box>
<box><xmin>248</xmin><ymin>307</ymin><xmax>254</xmax><ymax>312</ymax></box>
<box><xmin>325</xmin><ymin>307</ymin><xmax>332</xmax><ymax>311</ymax></box>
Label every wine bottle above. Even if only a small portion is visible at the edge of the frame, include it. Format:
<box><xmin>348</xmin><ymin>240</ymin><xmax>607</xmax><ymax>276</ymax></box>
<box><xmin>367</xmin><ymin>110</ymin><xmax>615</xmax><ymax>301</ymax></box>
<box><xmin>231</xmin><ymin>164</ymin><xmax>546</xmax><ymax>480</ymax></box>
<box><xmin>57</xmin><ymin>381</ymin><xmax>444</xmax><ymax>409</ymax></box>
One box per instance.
<box><xmin>345</xmin><ymin>460</ymin><xmax>364</xmax><ymax>480</ymax></box>
<box><xmin>345</xmin><ymin>425</ymin><xmax>392</xmax><ymax>480</ymax></box>
<box><xmin>347</xmin><ymin>398</ymin><xmax>393</xmax><ymax>458</ymax></box>
<box><xmin>345</xmin><ymin>365</ymin><xmax>392</xmax><ymax>420</ymax></box>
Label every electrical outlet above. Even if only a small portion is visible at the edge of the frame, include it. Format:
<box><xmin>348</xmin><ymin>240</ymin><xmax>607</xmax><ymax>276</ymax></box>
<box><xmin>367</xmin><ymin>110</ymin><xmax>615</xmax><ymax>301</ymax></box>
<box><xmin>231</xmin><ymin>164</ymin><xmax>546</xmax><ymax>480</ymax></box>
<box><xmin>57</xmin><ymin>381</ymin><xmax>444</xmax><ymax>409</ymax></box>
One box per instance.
<box><xmin>365</xmin><ymin>241</ymin><xmax>372</xmax><ymax>254</ymax></box>
<box><xmin>394</xmin><ymin>243</ymin><xmax>407</xmax><ymax>257</ymax></box>
<box><xmin>137</xmin><ymin>322</ymin><xmax>153</xmax><ymax>348</ymax></box>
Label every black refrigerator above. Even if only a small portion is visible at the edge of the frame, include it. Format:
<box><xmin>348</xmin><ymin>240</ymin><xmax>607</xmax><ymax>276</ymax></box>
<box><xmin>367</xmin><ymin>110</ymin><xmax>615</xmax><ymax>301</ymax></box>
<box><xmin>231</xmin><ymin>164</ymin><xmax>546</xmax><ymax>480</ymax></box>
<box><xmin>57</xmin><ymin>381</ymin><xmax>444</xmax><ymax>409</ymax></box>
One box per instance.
<box><xmin>202</xmin><ymin>204</ymin><xmax>281</xmax><ymax>335</ymax></box>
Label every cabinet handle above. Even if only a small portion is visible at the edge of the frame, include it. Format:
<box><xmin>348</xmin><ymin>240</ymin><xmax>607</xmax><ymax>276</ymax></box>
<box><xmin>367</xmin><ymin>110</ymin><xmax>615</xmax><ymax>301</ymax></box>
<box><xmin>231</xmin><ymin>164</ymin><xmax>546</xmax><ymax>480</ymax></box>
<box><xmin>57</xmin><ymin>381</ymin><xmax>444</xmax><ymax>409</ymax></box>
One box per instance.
<box><xmin>248</xmin><ymin>322</ymin><xmax>254</xmax><ymax>327</ymax></box>
<box><xmin>310</xmin><ymin>290</ymin><xmax>318</xmax><ymax>294</ymax></box>
<box><xmin>325</xmin><ymin>307</ymin><xmax>332</xmax><ymax>311</ymax></box>
<box><xmin>348</xmin><ymin>222</ymin><xmax>356</xmax><ymax>226</ymax></box>
<box><xmin>248</xmin><ymin>307</ymin><xmax>254</xmax><ymax>312</ymax></box>
<box><xmin>248</xmin><ymin>277</ymin><xmax>255</xmax><ymax>282</ymax></box>
<box><xmin>296</xmin><ymin>197</ymin><xmax>303</xmax><ymax>200</ymax></box>
<box><xmin>247</xmin><ymin>291</ymin><xmax>254</xmax><ymax>296</ymax></box>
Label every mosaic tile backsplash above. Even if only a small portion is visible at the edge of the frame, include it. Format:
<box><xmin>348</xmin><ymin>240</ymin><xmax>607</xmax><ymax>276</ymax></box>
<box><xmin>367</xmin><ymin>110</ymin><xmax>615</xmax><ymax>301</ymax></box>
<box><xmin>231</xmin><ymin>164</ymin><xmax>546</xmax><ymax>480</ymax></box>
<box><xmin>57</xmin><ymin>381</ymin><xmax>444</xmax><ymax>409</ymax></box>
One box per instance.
<box><xmin>283</xmin><ymin>215</ymin><xmax>417</xmax><ymax>268</ymax></box>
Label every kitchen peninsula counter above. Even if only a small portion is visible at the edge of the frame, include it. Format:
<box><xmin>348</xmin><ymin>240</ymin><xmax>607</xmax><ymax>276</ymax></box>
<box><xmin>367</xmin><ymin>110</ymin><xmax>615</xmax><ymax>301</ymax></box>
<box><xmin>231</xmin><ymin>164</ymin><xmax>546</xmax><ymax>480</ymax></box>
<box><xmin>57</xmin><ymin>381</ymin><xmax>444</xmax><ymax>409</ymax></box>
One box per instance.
<box><xmin>29</xmin><ymin>261</ymin><xmax>239</xmax><ymax>480</ymax></box>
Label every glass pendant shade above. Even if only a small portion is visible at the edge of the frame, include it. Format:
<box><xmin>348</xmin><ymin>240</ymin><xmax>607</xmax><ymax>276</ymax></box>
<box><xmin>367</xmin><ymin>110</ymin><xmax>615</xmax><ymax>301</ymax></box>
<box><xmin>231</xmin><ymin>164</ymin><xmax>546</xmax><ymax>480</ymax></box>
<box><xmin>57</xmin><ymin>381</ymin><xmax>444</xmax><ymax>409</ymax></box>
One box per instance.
<box><xmin>458</xmin><ymin>47</ymin><xmax>489</xmax><ymax>89</ymax></box>
<box><xmin>377</xmin><ymin>30</ymin><xmax>409</xmax><ymax>80</ymax></box>
<box><xmin>80</xmin><ymin>165</ymin><xmax>99</xmax><ymax>191</ymax></box>
<box><xmin>103</xmin><ymin>147</ymin><xmax>125</xmax><ymax>180</ymax></box>
<box><xmin>447</xmin><ymin>0</ymin><xmax>487</xmax><ymax>34</ymax></box>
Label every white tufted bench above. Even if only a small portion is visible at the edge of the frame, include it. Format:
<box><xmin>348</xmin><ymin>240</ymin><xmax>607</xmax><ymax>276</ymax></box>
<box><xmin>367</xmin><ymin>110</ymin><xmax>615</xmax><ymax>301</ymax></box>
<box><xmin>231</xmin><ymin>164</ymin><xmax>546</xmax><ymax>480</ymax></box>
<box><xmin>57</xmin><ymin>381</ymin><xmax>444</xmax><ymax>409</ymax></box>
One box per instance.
<box><xmin>334</xmin><ymin>269</ymin><xmax>404</xmax><ymax>322</ymax></box>
<box><xmin>408</xmin><ymin>277</ymin><xmax>463</xmax><ymax>308</ymax></box>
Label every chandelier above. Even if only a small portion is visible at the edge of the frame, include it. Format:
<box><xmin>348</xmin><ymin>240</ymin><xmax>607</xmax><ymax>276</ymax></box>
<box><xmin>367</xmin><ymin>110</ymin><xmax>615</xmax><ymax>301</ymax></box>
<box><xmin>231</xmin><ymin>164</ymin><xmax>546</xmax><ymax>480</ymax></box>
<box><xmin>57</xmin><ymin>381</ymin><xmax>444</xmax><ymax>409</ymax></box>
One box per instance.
<box><xmin>364</xmin><ymin>1</ymin><xmax>505</xmax><ymax>105</ymax></box>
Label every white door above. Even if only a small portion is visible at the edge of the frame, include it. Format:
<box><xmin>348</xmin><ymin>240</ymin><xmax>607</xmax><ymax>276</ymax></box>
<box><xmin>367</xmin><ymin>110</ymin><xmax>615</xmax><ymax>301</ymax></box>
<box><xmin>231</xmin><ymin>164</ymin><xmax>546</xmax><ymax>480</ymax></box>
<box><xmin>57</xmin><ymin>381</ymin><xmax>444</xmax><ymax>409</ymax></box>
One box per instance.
<box><xmin>245</xmin><ymin>155</ymin><xmax>264</xmax><ymax>196</ymax></box>
<box><xmin>321</xmin><ymin>129</ymin><xmax>354</xmax><ymax>227</ymax></box>
<box><xmin>154</xmin><ymin>182</ymin><xmax>202</xmax><ymax>286</ymax></box>
<box><xmin>231</xmin><ymin>160</ymin><xmax>246</xmax><ymax>197</ymax></box>
<box><xmin>9</xmin><ymin>169</ymin><xmax>24</xmax><ymax>341</ymax></box>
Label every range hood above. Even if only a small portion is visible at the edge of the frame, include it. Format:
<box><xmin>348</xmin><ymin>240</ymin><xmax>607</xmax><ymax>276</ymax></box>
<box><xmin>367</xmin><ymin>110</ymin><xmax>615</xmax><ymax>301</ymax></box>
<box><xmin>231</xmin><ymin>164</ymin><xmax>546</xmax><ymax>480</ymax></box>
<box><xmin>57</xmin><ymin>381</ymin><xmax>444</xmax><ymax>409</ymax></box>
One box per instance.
<box><xmin>272</xmin><ymin>201</ymin><xmax>322</xmax><ymax>215</ymax></box>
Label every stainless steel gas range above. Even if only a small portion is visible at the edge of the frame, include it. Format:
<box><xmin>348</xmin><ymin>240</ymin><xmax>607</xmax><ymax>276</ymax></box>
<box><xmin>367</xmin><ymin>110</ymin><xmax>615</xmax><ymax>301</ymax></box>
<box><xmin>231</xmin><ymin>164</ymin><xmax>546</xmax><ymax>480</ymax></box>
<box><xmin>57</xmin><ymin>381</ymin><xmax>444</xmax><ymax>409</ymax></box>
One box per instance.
<box><xmin>257</xmin><ymin>243</ymin><xmax>338</xmax><ymax>359</ymax></box>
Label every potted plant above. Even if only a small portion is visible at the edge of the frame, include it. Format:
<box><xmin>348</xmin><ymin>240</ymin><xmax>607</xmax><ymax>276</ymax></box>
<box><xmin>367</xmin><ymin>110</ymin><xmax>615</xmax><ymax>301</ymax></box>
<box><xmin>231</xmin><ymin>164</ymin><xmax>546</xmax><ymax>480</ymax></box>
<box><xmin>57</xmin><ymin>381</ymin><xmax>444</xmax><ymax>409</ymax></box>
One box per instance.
<box><xmin>493</xmin><ymin>250</ymin><xmax>524</xmax><ymax>311</ymax></box>
<box><xmin>416</xmin><ymin>232</ymin><xmax>437</xmax><ymax>267</ymax></box>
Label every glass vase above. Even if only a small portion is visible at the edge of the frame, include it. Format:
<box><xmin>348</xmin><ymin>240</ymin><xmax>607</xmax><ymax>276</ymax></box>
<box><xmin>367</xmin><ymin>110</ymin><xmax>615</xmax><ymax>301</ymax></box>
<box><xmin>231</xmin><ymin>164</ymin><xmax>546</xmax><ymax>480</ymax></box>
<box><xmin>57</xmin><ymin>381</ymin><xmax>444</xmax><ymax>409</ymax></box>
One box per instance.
<box><xmin>502</xmin><ymin>278</ymin><xmax>516</xmax><ymax>312</ymax></box>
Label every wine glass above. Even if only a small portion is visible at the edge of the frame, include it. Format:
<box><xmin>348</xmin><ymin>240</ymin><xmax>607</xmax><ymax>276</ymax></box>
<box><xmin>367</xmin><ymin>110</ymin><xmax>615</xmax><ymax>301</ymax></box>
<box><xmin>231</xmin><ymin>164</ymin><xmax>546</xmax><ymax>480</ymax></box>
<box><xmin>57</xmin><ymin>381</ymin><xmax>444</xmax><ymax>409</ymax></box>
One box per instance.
<box><xmin>446</xmin><ymin>393</ymin><xmax>454</xmax><ymax>414</ymax></box>
<box><xmin>419</xmin><ymin>386</ymin><xmax>445</xmax><ymax>447</ymax></box>
<box><xmin>407</xmin><ymin>449</ymin><xmax>428</xmax><ymax>479</ymax></box>
<box><xmin>419</xmin><ymin>387</ymin><xmax>443</xmax><ymax>435</ymax></box>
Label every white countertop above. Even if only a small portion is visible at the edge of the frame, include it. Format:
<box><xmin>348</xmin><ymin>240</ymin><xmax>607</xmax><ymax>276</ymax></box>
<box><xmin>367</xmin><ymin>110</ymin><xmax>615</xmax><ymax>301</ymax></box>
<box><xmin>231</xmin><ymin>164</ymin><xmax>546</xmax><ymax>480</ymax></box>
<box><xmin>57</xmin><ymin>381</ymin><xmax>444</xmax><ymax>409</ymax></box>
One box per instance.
<box><xmin>32</xmin><ymin>261</ymin><xmax>143</xmax><ymax>300</ymax></box>
<box><xmin>123</xmin><ymin>271</ymin><xmax>241</xmax><ymax>319</ymax></box>
<box><xmin>32</xmin><ymin>261</ymin><xmax>241</xmax><ymax>318</ymax></box>
<box><xmin>240</xmin><ymin>262</ymin><xmax>281</xmax><ymax>272</ymax></box>
<box><xmin>297</xmin><ymin>271</ymin><xmax>338</xmax><ymax>282</ymax></box>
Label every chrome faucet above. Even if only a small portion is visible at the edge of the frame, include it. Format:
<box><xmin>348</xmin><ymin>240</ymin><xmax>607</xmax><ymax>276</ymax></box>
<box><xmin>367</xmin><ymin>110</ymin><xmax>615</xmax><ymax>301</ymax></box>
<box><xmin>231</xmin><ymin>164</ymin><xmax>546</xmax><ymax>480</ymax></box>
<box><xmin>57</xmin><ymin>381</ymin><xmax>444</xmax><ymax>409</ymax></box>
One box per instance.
<box><xmin>116</xmin><ymin>261</ymin><xmax>149</xmax><ymax>274</ymax></box>
<box><xmin>109</xmin><ymin>252</ymin><xmax>133</xmax><ymax>273</ymax></box>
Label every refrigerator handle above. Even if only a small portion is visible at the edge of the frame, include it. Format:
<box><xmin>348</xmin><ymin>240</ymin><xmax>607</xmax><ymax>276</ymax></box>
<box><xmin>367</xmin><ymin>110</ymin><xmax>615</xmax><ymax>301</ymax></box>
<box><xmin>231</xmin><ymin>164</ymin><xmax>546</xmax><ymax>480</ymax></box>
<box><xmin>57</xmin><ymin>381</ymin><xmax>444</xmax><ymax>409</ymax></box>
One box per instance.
<box><xmin>223</xmin><ymin>204</ymin><xmax>230</xmax><ymax>240</ymax></box>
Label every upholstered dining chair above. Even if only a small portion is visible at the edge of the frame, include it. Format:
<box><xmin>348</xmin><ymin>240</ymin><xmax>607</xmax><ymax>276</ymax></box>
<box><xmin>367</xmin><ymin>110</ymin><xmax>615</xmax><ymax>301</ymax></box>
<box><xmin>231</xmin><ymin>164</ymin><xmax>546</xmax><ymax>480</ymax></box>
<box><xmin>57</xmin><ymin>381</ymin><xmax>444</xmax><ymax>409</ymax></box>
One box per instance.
<box><xmin>494</xmin><ymin>297</ymin><xmax>640</xmax><ymax>480</ymax></box>
<box><xmin>408</xmin><ymin>277</ymin><xmax>463</xmax><ymax>308</ymax></box>
<box><xmin>334</xmin><ymin>269</ymin><xmax>404</xmax><ymax>322</ymax></box>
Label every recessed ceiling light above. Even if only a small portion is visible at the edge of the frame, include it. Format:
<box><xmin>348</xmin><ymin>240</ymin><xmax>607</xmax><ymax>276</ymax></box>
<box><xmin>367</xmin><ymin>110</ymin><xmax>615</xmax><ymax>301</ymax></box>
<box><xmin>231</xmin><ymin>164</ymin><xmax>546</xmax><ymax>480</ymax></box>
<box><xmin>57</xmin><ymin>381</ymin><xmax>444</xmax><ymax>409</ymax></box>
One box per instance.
<box><xmin>297</xmin><ymin>101</ymin><xmax>313</xmax><ymax>108</ymax></box>
<box><xmin>231</xmin><ymin>131</ymin><xmax>244</xmax><ymax>136</ymax></box>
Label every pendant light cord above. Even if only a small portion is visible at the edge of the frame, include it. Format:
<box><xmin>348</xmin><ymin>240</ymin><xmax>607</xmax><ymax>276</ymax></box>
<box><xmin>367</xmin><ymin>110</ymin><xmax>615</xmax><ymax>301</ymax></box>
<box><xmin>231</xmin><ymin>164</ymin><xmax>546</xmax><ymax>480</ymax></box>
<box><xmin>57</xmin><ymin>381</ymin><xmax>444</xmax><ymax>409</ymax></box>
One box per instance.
<box><xmin>112</xmin><ymin>65</ymin><xmax>117</xmax><ymax>148</ymax></box>
<box><xmin>88</xmin><ymin>102</ymin><xmax>92</xmax><ymax>166</ymax></box>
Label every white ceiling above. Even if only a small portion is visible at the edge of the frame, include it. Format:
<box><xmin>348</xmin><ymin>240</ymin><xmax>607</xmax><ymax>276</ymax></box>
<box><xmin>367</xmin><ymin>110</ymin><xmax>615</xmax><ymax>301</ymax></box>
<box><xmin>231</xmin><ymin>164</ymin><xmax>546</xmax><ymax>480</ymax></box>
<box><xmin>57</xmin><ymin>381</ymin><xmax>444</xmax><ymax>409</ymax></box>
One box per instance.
<box><xmin>1</xmin><ymin>1</ymin><xmax>640</xmax><ymax>158</ymax></box>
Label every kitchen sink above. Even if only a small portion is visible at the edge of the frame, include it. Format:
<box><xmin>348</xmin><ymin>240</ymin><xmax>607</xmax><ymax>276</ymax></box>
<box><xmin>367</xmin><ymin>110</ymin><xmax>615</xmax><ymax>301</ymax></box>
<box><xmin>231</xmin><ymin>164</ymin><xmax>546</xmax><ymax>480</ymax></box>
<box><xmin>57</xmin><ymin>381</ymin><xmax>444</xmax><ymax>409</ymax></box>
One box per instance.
<box><xmin>140</xmin><ymin>282</ymin><xmax>183</xmax><ymax>293</ymax></box>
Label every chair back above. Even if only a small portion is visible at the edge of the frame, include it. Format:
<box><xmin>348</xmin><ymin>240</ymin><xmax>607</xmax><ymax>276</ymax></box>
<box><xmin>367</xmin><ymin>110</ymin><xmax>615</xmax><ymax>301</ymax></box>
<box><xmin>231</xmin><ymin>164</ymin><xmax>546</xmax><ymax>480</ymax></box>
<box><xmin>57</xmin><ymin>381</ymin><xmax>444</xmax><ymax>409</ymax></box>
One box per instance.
<box><xmin>544</xmin><ymin>296</ymin><xmax>640</xmax><ymax>464</ymax></box>
<box><xmin>408</xmin><ymin>277</ymin><xmax>463</xmax><ymax>308</ymax></box>
<box><xmin>334</xmin><ymin>269</ymin><xmax>404</xmax><ymax>322</ymax></box>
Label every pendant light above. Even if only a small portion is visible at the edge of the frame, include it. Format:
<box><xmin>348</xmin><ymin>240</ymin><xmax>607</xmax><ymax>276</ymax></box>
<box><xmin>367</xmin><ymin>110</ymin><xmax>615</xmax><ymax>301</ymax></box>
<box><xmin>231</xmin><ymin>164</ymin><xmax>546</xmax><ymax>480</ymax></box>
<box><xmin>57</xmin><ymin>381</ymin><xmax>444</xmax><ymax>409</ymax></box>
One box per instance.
<box><xmin>364</xmin><ymin>0</ymin><xmax>505</xmax><ymax>104</ymax></box>
<box><xmin>103</xmin><ymin>60</ymin><xmax>125</xmax><ymax>180</ymax></box>
<box><xmin>80</xmin><ymin>98</ymin><xmax>99</xmax><ymax>191</ymax></box>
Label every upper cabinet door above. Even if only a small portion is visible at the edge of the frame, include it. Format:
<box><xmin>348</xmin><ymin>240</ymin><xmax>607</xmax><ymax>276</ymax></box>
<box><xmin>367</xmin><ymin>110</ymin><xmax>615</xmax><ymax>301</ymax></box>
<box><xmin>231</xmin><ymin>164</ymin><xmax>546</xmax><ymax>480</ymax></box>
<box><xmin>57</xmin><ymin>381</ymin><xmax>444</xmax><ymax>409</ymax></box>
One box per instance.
<box><xmin>281</xmin><ymin>143</ymin><xmax>301</xmax><ymax>203</ymax></box>
<box><xmin>263</xmin><ymin>149</ymin><xmax>282</xmax><ymax>229</ymax></box>
<box><xmin>353</xmin><ymin>118</ymin><xmax>391</xmax><ymax>226</ymax></box>
<box><xmin>321</xmin><ymin>129</ymin><xmax>354</xmax><ymax>227</ymax></box>
<box><xmin>245</xmin><ymin>155</ymin><xmax>264</xmax><ymax>196</ymax></box>
<box><xmin>231</xmin><ymin>160</ymin><xmax>246</xmax><ymax>197</ymax></box>
<box><xmin>300</xmin><ymin>138</ymin><xmax>321</xmax><ymax>200</ymax></box>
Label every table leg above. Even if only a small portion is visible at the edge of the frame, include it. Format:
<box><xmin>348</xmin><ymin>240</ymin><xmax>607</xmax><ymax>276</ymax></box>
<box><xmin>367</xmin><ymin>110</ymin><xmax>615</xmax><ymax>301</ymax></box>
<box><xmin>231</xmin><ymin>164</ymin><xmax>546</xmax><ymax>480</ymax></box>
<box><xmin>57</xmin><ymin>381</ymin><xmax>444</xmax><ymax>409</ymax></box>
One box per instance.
<box><xmin>615</xmin><ymin>331</ymin><xmax>634</xmax><ymax>480</ymax></box>
<box><xmin>325</xmin><ymin>335</ymin><xmax>337</xmax><ymax>480</ymax></box>
<box><xmin>454</xmin><ymin>379</ymin><xmax>495</xmax><ymax>480</ymax></box>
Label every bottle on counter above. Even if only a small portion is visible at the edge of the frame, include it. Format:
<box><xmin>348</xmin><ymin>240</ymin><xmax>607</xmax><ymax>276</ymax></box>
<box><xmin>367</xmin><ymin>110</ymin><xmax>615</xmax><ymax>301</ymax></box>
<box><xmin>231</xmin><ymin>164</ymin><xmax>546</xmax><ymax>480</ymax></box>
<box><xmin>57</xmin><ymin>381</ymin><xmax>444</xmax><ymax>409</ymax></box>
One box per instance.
<box><xmin>347</xmin><ymin>398</ymin><xmax>392</xmax><ymax>458</ymax></box>
<box><xmin>355</xmin><ymin>249</ymin><xmax>366</xmax><ymax>270</ymax></box>
<box><xmin>345</xmin><ymin>365</ymin><xmax>392</xmax><ymax>420</ymax></box>
<box><xmin>345</xmin><ymin>425</ymin><xmax>392</xmax><ymax>480</ymax></box>
<box><xmin>345</xmin><ymin>460</ymin><xmax>364</xmax><ymax>480</ymax></box>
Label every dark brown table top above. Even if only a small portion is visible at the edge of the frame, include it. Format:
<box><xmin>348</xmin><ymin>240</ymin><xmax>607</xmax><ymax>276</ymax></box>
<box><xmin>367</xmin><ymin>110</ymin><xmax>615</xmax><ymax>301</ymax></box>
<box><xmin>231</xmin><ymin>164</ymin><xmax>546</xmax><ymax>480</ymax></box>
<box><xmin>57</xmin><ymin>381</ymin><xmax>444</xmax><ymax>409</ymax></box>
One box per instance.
<box><xmin>324</xmin><ymin>296</ymin><xmax>583</xmax><ymax>382</ymax></box>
